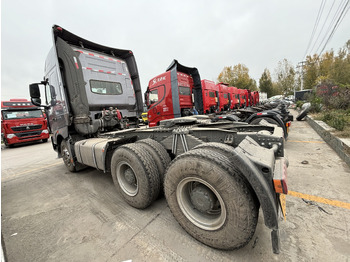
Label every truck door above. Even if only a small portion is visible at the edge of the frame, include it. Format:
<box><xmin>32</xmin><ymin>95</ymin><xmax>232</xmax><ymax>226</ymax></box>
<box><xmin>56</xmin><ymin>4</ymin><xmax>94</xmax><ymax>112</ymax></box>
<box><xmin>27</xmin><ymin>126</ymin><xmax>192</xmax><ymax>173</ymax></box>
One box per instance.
<box><xmin>146</xmin><ymin>85</ymin><xmax>166</xmax><ymax>126</ymax></box>
<box><xmin>45</xmin><ymin>67</ymin><xmax>68</xmax><ymax>133</ymax></box>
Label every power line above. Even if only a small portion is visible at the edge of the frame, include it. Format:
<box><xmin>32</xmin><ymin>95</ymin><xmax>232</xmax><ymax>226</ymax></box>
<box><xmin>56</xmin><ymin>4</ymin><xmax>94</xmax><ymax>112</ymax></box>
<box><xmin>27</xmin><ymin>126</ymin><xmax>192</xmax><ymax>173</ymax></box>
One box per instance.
<box><xmin>303</xmin><ymin>0</ymin><xmax>326</xmax><ymax>60</ymax></box>
<box><xmin>314</xmin><ymin>0</ymin><xmax>337</xmax><ymax>55</ymax></box>
<box><xmin>309</xmin><ymin>0</ymin><xmax>328</xmax><ymax>55</ymax></box>
<box><xmin>318</xmin><ymin>0</ymin><xmax>350</xmax><ymax>56</ymax></box>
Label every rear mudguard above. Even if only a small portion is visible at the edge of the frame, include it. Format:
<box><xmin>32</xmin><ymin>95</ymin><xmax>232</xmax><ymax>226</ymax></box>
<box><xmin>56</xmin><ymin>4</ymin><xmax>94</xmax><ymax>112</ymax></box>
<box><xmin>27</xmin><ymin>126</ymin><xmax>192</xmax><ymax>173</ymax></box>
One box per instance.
<box><xmin>232</xmin><ymin>136</ymin><xmax>285</xmax><ymax>253</ymax></box>
<box><xmin>246</xmin><ymin>112</ymin><xmax>287</xmax><ymax>138</ymax></box>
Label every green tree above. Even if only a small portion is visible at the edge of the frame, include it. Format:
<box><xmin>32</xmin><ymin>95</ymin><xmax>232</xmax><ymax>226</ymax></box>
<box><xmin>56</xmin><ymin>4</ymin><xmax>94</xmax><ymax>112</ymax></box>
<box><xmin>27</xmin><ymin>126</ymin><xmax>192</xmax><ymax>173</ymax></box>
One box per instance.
<box><xmin>303</xmin><ymin>54</ymin><xmax>320</xmax><ymax>90</ymax></box>
<box><xmin>259</xmin><ymin>68</ymin><xmax>275</xmax><ymax>97</ymax></box>
<box><xmin>217</xmin><ymin>63</ymin><xmax>257</xmax><ymax>90</ymax></box>
<box><xmin>274</xmin><ymin>59</ymin><xmax>296</xmax><ymax>95</ymax></box>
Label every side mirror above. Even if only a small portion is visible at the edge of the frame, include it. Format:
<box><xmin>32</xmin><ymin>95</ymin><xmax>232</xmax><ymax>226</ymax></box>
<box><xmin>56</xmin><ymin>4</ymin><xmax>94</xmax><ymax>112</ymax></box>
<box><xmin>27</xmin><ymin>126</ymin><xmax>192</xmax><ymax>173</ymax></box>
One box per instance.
<box><xmin>50</xmin><ymin>85</ymin><xmax>57</xmax><ymax>98</ymax></box>
<box><xmin>29</xmin><ymin>83</ymin><xmax>41</xmax><ymax>98</ymax></box>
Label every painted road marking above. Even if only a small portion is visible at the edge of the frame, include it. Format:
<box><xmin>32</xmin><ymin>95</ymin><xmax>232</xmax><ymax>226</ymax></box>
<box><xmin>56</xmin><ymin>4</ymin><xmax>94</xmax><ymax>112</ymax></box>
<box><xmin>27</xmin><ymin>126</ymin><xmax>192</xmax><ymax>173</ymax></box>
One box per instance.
<box><xmin>288</xmin><ymin>140</ymin><xmax>325</xmax><ymax>144</ymax></box>
<box><xmin>288</xmin><ymin>190</ymin><xmax>350</xmax><ymax>210</ymax></box>
<box><xmin>1</xmin><ymin>161</ymin><xmax>62</xmax><ymax>182</ymax></box>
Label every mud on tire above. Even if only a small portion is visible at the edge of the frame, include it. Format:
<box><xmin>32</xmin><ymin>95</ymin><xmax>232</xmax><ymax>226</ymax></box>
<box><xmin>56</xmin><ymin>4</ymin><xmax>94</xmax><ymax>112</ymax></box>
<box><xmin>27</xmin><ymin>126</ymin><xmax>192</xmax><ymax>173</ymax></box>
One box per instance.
<box><xmin>164</xmin><ymin>148</ymin><xmax>258</xmax><ymax>250</ymax></box>
<box><xmin>111</xmin><ymin>143</ymin><xmax>160</xmax><ymax>209</ymax></box>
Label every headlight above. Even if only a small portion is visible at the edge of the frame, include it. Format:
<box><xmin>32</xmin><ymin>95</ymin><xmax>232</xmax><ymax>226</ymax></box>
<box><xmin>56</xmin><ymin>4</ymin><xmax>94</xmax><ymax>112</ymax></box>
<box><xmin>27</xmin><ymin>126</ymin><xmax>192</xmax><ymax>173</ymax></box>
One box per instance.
<box><xmin>7</xmin><ymin>134</ymin><xmax>16</xmax><ymax>139</ymax></box>
<box><xmin>42</xmin><ymin>129</ymin><xmax>49</xmax><ymax>134</ymax></box>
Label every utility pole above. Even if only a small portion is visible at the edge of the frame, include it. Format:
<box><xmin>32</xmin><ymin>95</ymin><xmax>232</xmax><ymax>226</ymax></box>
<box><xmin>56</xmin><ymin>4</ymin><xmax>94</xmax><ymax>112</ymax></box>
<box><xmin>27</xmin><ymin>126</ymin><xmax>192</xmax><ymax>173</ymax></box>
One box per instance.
<box><xmin>296</xmin><ymin>61</ymin><xmax>306</xmax><ymax>91</ymax></box>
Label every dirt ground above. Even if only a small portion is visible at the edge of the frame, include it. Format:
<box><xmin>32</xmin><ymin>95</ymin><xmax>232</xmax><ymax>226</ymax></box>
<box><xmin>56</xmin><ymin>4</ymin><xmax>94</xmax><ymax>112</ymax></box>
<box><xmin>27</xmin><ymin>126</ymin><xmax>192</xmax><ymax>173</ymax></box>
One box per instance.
<box><xmin>1</xmin><ymin>111</ymin><xmax>350</xmax><ymax>261</ymax></box>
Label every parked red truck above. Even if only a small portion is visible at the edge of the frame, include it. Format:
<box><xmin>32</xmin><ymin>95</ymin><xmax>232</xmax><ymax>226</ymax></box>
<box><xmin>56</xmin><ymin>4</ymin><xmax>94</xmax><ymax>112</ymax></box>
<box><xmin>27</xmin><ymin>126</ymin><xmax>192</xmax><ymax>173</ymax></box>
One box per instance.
<box><xmin>201</xmin><ymin>80</ymin><xmax>219</xmax><ymax>114</ymax></box>
<box><xmin>1</xmin><ymin>99</ymin><xmax>50</xmax><ymax>147</ymax></box>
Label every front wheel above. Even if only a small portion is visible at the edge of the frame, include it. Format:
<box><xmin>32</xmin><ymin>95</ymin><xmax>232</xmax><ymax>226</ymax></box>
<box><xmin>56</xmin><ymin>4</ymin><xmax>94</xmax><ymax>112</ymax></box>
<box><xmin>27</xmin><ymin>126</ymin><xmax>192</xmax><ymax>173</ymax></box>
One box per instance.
<box><xmin>60</xmin><ymin>140</ymin><xmax>86</xmax><ymax>172</ymax></box>
<box><xmin>164</xmin><ymin>148</ymin><xmax>258</xmax><ymax>250</ymax></box>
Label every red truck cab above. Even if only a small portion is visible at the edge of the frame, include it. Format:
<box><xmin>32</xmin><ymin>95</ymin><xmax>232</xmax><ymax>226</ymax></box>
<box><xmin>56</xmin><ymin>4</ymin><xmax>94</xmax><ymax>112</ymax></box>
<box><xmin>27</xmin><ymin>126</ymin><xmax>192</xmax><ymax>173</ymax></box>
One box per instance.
<box><xmin>217</xmin><ymin>83</ymin><xmax>230</xmax><ymax>111</ymax></box>
<box><xmin>228</xmin><ymin>86</ymin><xmax>239</xmax><ymax>109</ymax></box>
<box><xmin>1</xmin><ymin>99</ymin><xmax>50</xmax><ymax>147</ymax></box>
<box><xmin>238</xmin><ymin>89</ymin><xmax>247</xmax><ymax>108</ymax></box>
<box><xmin>145</xmin><ymin>60</ymin><xmax>203</xmax><ymax>127</ymax></box>
<box><xmin>201</xmin><ymin>80</ymin><xmax>219</xmax><ymax>114</ymax></box>
<box><xmin>252</xmin><ymin>91</ymin><xmax>260</xmax><ymax>106</ymax></box>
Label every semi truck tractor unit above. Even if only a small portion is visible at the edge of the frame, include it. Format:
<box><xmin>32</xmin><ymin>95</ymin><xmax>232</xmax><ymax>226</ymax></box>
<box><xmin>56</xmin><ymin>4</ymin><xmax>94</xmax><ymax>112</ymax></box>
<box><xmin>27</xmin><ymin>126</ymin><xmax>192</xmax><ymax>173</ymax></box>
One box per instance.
<box><xmin>30</xmin><ymin>25</ymin><xmax>288</xmax><ymax>254</ymax></box>
<box><xmin>1</xmin><ymin>99</ymin><xmax>50</xmax><ymax>147</ymax></box>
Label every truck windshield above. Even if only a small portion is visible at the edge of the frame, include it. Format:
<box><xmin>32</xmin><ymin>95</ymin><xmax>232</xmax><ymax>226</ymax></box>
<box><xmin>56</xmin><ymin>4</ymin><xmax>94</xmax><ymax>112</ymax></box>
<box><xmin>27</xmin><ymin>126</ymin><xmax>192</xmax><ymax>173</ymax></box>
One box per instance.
<box><xmin>2</xmin><ymin>109</ymin><xmax>44</xmax><ymax>120</ymax></box>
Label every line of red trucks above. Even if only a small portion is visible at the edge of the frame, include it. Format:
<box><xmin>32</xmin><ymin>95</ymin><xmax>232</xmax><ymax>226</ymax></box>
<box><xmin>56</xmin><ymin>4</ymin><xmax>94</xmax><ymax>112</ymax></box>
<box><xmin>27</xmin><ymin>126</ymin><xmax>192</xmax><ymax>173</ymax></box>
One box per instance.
<box><xmin>145</xmin><ymin>60</ymin><xmax>259</xmax><ymax>127</ymax></box>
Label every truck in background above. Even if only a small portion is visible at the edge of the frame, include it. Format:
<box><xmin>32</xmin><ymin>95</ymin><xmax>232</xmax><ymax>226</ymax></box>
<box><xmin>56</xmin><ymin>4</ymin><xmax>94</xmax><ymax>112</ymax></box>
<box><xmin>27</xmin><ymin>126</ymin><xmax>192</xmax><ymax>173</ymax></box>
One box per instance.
<box><xmin>1</xmin><ymin>99</ymin><xmax>50</xmax><ymax>147</ymax></box>
<box><xmin>144</xmin><ymin>60</ymin><xmax>289</xmax><ymax>139</ymax></box>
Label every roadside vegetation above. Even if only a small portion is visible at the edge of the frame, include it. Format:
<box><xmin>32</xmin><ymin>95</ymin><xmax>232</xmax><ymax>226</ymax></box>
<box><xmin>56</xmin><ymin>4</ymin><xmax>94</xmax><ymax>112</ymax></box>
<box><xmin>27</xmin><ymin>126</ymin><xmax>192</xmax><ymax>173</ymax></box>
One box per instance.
<box><xmin>217</xmin><ymin>39</ymin><xmax>350</xmax><ymax>137</ymax></box>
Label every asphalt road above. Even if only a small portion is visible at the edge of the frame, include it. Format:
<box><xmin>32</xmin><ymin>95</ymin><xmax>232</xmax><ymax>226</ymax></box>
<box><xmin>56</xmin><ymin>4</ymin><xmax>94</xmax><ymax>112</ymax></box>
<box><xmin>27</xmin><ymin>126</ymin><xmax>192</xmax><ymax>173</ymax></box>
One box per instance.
<box><xmin>1</xmin><ymin>112</ymin><xmax>350</xmax><ymax>261</ymax></box>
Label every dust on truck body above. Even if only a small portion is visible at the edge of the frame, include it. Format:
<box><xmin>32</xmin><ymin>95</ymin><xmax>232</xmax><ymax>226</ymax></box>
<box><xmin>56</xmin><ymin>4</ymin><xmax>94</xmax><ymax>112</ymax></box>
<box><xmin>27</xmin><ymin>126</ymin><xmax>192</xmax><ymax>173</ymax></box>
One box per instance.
<box><xmin>30</xmin><ymin>25</ymin><xmax>288</xmax><ymax>254</ymax></box>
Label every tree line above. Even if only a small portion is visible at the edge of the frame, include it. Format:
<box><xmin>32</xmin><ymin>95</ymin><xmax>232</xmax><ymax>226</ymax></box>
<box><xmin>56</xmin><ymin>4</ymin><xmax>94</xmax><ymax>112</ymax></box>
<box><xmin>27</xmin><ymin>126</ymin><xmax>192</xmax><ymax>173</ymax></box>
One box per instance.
<box><xmin>217</xmin><ymin>39</ymin><xmax>350</xmax><ymax>98</ymax></box>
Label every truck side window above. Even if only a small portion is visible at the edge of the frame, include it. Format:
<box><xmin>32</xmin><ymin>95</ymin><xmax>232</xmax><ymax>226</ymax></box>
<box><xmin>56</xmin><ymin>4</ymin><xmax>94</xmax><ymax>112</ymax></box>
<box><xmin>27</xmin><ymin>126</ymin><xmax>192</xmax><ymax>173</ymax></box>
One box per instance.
<box><xmin>90</xmin><ymin>80</ymin><xmax>123</xmax><ymax>95</ymax></box>
<box><xmin>179</xmin><ymin>86</ymin><xmax>191</xmax><ymax>95</ymax></box>
<box><xmin>149</xmin><ymin>89</ymin><xmax>158</xmax><ymax>104</ymax></box>
<box><xmin>209</xmin><ymin>92</ymin><xmax>215</xmax><ymax>98</ymax></box>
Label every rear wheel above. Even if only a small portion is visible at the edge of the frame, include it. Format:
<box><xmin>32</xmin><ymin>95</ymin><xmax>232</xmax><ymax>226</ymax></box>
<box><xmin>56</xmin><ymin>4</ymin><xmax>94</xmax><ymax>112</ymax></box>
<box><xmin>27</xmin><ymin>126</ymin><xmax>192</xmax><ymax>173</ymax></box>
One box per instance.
<box><xmin>250</xmin><ymin>117</ymin><xmax>285</xmax><ymax>137</ymax></box>
<box><xmin>164</xmin><ymin>148</ymin><xmax>258</xmax><ymax>250</ymax></box>
<box><xmin>136</xmin><ymin>139</ymin><xmax>171</xmax><ymax>194</ymax></box>
<box><xmin>111</xmin><ymin>143</ymin><xmax>160</xmax><ymax>209</ymax></box>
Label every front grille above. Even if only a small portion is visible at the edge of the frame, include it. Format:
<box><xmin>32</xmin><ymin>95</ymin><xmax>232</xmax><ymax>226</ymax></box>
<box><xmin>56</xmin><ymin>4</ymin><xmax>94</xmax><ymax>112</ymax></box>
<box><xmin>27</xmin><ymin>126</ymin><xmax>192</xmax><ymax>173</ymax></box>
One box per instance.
<box><xmin>11</xmin><ymin>125</ymin><xmax>42</xmax><ymax>132</ymax></box>
<box><xmin>16</xmin><ymin>131</ymin><xmax>42</xmax><ymax>138</ymax></box>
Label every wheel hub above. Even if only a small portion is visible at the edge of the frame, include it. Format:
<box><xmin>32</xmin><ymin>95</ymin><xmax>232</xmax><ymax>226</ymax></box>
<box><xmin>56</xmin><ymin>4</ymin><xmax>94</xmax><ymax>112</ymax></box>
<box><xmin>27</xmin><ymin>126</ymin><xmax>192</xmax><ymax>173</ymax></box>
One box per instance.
<box><xmin>124</xmin><ymin>168</ymin><xmax>136</xmax><ymax>185</ymax></box>
<box><xmin>190</xmin><ymin>184</ymin><xmax>216</xmax><ymax>212</ymax></box>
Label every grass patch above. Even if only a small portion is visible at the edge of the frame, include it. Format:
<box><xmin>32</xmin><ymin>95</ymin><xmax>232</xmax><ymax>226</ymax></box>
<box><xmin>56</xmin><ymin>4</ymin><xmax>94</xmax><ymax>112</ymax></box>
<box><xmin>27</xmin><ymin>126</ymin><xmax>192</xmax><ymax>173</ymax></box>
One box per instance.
<box><xmin>311</xmin><ymin>109</ymin><xmax>350</xmax><ymax>137</ymax></box>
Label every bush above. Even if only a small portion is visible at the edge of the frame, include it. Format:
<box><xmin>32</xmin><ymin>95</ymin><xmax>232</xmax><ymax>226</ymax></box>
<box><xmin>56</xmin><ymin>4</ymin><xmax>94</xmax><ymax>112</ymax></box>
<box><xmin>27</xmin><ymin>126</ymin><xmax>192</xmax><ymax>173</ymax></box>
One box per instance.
<box><xmin>321</xmin><ymin>110</ymin><xmax>349</xmax><ymax>131</ymax></box>
<box><xmin>327</xmin><ymin>87</ymin><xmax>350</xmax><ymax>110</ymax></box>
<box><xmin>295</xmin><ymin>100</ymin><xmax>304</xmax><ymax>109</ymax></box>
<box><xmin>307</xmin><ymin>93</ymin><xmax>323</xmax><ymax>113</ymax></box>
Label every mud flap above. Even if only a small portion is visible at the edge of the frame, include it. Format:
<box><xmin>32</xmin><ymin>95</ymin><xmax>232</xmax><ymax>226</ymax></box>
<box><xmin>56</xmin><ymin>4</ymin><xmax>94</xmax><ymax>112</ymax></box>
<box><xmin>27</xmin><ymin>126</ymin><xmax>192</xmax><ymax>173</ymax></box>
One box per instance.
<box><xmin>271</xmin><ymin>229</ymin><xmax>280</xmax><ymax>254</ymax></box>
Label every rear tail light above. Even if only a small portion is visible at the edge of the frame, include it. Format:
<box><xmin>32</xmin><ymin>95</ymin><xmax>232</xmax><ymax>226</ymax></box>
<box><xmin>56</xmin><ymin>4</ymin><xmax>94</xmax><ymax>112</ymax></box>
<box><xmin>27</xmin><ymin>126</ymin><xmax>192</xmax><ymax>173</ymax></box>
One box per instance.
<box><xmin>286</xmin><ymin>121</ymin><xmax>291</xmax><ymax>127</ymax></box>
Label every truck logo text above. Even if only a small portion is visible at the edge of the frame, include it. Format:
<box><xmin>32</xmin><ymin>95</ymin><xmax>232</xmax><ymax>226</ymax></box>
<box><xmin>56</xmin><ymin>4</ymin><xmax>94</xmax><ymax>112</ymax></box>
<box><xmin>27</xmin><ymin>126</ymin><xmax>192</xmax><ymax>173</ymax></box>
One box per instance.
<box><xmin>152</xmin><ymin>76</ymin><xmax>166</xmax><ymax>85</ymax></box>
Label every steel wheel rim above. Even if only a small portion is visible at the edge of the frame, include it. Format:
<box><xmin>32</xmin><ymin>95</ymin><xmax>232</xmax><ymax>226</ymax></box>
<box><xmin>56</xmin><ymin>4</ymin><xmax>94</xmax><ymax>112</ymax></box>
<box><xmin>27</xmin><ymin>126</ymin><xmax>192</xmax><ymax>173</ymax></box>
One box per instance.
<box><xmin>176</xmin><ymin>177</ymin><xmax>226</xmax><ymax>231</ymax></box>
<box><xmin>62</xmin><ymin>144</ymin><xmax>72</xmax><ymax>167</ymax></box>
<box><xmin>116</xmin><ymin>161</ymin><xmax>138</xmax><ymax>196</ymax></box>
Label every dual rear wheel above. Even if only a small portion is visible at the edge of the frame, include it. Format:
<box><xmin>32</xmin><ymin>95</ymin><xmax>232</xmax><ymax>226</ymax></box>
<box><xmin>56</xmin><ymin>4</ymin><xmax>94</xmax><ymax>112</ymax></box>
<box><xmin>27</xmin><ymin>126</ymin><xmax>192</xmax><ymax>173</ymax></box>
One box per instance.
<box><xmin>111</xmin><ymin>140</ymin><xmax>259</xmax><ymax>250</ymax></box>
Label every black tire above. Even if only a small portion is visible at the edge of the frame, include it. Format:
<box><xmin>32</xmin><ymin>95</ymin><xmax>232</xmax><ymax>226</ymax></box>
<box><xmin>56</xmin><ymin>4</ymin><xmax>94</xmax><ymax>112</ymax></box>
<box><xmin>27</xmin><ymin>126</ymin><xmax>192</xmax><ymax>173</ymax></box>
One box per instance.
<box><xmin>296</xmin><ymin>109</ymin><xmax>308</xmax><ymax>121</ymax></box>
<box><xmin>111</xmin><ymin>143</ymin><xmax>160</xmax><ymax>209</ymax></box>
<box><xmin>60</xmin><ymin>140</ymin><xmax>86</xmax><ymax>172</ymax></box>
<box><xmin>136</xmin><ymin>139</ymin><xmax>171</xmax><ymax>194</ymax></box>
<box><xmin>164</xmin><ymin>148</ymin><xmax>258</xmax><ymax>250</ymax></box>
<box><xmin>250</xmin><ymin>117</ymin><xmax>285</xmax><ymax>137</ymax></box>
<box><xmin>42</xmin><ymin>139</ymin><xmax>48</xmax><ymax>143</ymax></box>
<box><xmin>193</xmin><ymin>142</ymin><xmax>236</xmax><ymax>156</ymax></box>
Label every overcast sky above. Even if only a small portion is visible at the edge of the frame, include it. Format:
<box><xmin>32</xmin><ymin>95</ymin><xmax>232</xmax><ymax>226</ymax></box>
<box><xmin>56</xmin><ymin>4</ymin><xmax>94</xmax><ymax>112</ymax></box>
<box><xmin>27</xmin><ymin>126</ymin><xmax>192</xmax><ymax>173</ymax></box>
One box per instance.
<box><xmin>1</xmin><ymin>0</ymin><xmax>349</xmax><ymax>100</ymax></box>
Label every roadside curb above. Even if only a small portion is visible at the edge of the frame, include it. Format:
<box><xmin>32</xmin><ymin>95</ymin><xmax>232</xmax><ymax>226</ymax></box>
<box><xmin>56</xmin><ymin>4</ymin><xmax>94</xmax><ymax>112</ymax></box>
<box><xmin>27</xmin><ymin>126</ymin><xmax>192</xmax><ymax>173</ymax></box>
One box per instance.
<box><xmin>305</xmin><ymin>115</ymin><xmax>350</xmax><ymax>167</ymax></box>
